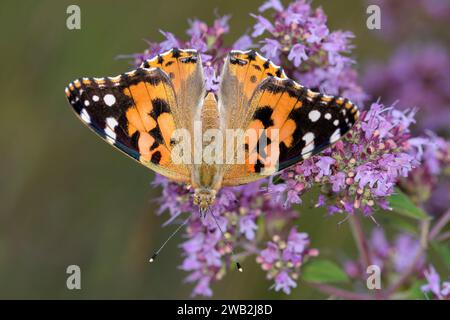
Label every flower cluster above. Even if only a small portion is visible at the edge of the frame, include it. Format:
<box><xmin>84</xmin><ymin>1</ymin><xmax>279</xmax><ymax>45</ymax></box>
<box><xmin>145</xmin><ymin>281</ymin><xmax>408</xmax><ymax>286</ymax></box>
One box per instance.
<box><xmin>363</xmin><ymin>44</ymin><xmax>450</xmax><ymax>133</ymax></box>
<box><xmin>344</xmin><ymin>228</ymin><xmax>425</xmax><ymax>279</ymax></box>
<box><xmin>367</xmin><ymin>0</ymin><xmax>450</xmax><ymax>40</ymax></box>
<box><xmin>421</xmin><ymin>265</ymin><xmax>450</xmax><ymax>300</ymax></box>
<box><xmin>153</xmin><ymin>177</ymin><xmax>310</xmax><ymax>296</ymax></box>
<box><xmin>251</xmin><ymin>0</ymin><xmax>366</xmax><ymax>106</ymax></box>
<box><xmin>400</xmin><ymin>132</ymin><xmax>450</xmax><ymax>213</ymax></box>
<box><xmin>124</xmin><ymin>0</ymin><xmax>450</xmax><ymax>297</ymax></box>
<box><xmin>274</xmin><ymin>102</ymin><xmax>422</xmax><ymax>216</ymax></box>
<box><xmin>257</xmin><ymin>228</ymin><xmax>318</xmax><ymax>294</ymax></box>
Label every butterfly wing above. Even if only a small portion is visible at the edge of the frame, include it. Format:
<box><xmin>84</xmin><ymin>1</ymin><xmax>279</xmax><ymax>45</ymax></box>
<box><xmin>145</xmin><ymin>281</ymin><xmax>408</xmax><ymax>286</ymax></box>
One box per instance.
<box><xmin>221</xmin><ymin>55</ymin><xmax>359</xmax><ymax>186</ymax></box>
<box><xmin>65</xmin><ymin>49</ymin><xmax>205</xmax><ymax>182</ymax></box>
<box><xmin>140</xmin><ymin>48</ymin><xmax>205</xmax><ymax>134</ymax></box>
<box><xmin>219</xmin><ymin>50</ymin><xmax>287</xmax><ymax>184</ymax></box>
<box><xmin>218</xmin><ymin>50</ymin><xmax>287</xmax><ymax>131</ymax></box>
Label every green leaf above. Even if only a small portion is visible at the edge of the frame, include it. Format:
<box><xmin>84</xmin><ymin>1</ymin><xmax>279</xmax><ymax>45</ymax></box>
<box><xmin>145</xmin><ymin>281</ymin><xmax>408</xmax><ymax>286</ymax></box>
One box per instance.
<box><xmin>255</xmin><ymin>216</ymin><xmax>266</xmax><ymax>242</ymax></box>
<box><xmin>388</xmin><ymin>189</ymin><xmax>430</xmax><ymax>221</ymax></box>
<box><xmin>431</xmin><ymin>242</ymin><xmax>450</xmax><ymax>269</ymax></box>
<box><xmin>393</xmin><ymin>279</ymin><xmax>426</xmax><ymax>300</ymax></box>
<box><xmin>379</xmin><ymin>213</ymin><xmax>419</xmax><ymax>235</ymax></box>
<box><xmin>302</xmin><ymin>259</ymin><xmax>349</xmax><ymax>284</ymax></box>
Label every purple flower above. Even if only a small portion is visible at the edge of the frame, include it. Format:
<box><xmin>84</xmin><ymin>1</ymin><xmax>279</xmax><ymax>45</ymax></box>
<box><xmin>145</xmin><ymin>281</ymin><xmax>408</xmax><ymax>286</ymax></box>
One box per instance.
<box><xmin>257</xmin><ymin>228</ymin><xmax>317</xmax><ymax>294</ymax></box>
<box><xmin>233</xmin><ymin>34</ymin><xmax>254</xmax><ymax>50</ymax></box>
<box><xmin>280</xmin><ymin>102</ymin><xmax>423</xmax><ymax>216</ymax></box>
<box><xmin>261</xmin><ymin>38</ymin><xmax>281</xmax><ymax>61</ymax></box>
<box><xmin>274</xmin><ymin>271</ymin><xmax>297</xmax><ymax>294</ymax></box>
<box><xmin>259</xmin><ymin>242</ymin><xmax>279</xmax><ymax>266</ymax></box>
<box><xmin>259</xmin><ymin>0</ymin><xmax>284</xmax><ymax>13</ymax></box>
<box><xmin>400</xmin><ymin>132</ymin><xmax>450</xmax><ymax>214</ymax></box>
<box><xmin>250</xmin><ymin>0</ymin><xmax>366</xmax><ymax>106</ymax></box>
<box><xmin>188</xmin><ymin>36</ymin><xmax>208</xmax><ymax>52</ymax></box>
<box><xmin>344</xmin><ymin>229</ymin><xmax>427</xmax><ymax>283</ymax></box>
<box><xmin>288</xmin><ymin>43</ymin><xmax>308</xmax><ymax>67</ymax></box>
<box><xmin>203</xmin><ymin>66</ymin><xmax>219</xmax><ymax>92</ymax></box>
<box><xmin>159</xmin><ymin>30</ymin><xmax>180</xmax><ymax>50</ymax></box>
<box><xmin>315</xmin><ymin>156</ymin><xmax>335</xmax><ymax>178</ymax></box>
<box><xmin>239</xmin><ymin>215</ymin><xmax>258</xmax><ymax>240</ymax></box>
<box><xmin>422</xmin><ymin>265</ymin><xmax>441</xmax><ymax>297</ymax></box>
<box><xmin>363</xmin><ymin>44</ymin><xmax>450</xmax><ymax>132</ymax></box>
<box><xmin>329</xmin><ymin>172</ymin><xmax>345</xmax><ymax>192</ymax></box>
<box><xmin>192</xmin><ymin>276</ymin><xmax>213</xmax><ymax>297</ymax></box>
<box><xmin>306</xmin><ymin>22</ymin><xmax>329</xmax><ymax>44</ymax></box>
<box><xmin>367</xmin><ymin>0</ymin><xmax>450</xmax><ymax>40</ymax></box>
<box><xmin>213</xmin><ymin>15</ymin><xmax>231</xmax><ymax>36</ymax></box>
<box><xmin>370</xmin><ymin>229</ymin><xmax>390</xmax><ymax>258</ymax></box>
<box><xmin>250</xmin><ymin>14</ymin><xmax>275</xmax><ymax>37</ymax></box>
<box><xmin>187</xmin><ymin>19</ymin><xmax>208</xmax><ymax>38</ymax></box>
<box><xmin>421</xmin><ymin>265</ymin><xmax>450</xmax><ymax>300</ymax></box>
<box><xmin>393</xmin><ymin>234</ymin><xmax>424</xmax><ymax>273</ymax></box>
<box><xmin>284</xmin><ymin>228</ymin><xmax>309</xmax><ymax>261</ymax></box>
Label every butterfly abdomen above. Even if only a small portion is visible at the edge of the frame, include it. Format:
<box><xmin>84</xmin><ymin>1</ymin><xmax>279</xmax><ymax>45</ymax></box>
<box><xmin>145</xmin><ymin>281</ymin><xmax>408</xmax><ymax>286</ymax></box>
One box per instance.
<box><xmin>191</xmin><ymin>92</ymin><xmax>224</xmax><ymax>191</ymax></box>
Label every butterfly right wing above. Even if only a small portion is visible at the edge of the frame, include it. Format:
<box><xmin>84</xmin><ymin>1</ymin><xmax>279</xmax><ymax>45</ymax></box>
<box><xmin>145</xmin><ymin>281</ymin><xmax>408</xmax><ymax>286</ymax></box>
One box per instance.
<box><xmin>218</xmin><ymin>50</ymin><xmax>287</xmax><ymax>184</ymax></box>
<box><xmin>219</xmin><ymin>50</ymin><xmax>359</xmax><ymax>186</ymax></box>
<box><xmin>222</xmin><ymin>76</ymin><xmax>359</xmax><ymax>185</ymax></box>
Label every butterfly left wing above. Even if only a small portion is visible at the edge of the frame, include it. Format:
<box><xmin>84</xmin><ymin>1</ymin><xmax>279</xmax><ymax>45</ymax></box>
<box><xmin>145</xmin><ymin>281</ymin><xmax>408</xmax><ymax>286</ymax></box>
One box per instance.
<box><xmin>222</xmin><ymin>75</ymin><xmax>359</xmax><ymax>186</ymax></box>
<box><xmin>140</xmin><ymin>48</ymin><xmax>205</xmax><ymax>134</ymax></box>
<box><xmin>65</xmin><ymin>67</ymin><xmax>191</xmax><ymax>182</ymax></box>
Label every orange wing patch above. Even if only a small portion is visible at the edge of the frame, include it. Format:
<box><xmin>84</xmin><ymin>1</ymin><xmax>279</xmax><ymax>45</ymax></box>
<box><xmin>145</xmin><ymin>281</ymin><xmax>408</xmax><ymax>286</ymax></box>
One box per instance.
<box><xmin>140</xmin><ymin>48</ymin><xmax>200</xmax><ymax>99</ymax></box>
<box><xmin>224</xmin><ymin>50</ymin><xmax>287</xmax><ymax>114</ymax></box>
<box><xmin>140</xmin><ymin>48</ymin><xmax>205</xmax><ymax>135</ymax></box>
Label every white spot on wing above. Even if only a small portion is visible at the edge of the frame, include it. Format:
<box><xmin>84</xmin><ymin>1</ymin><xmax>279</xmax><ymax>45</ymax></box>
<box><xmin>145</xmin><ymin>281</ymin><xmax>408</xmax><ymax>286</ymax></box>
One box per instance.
<box><xmin>330</xmin><ymin>128</ymin><xmax>341</xmax><ymax>143</ymax></box>
<box><xmin>106</xmin><ymin>136</ymin><xmax>115</xmax><ymax>145</ymax></box>
<box><xmin>80</xmin><ymin>109</ymin><xmax>91</xmax><ymax>123</ymax></box>
<box><xmin>333</xmin><ymin>119</ymin><xmax>339</xmax><ymax>126</ymax></box>
<box><xmin>325</xmin><ymin>113</ymin><xmax>332</xmax><ymax>120</ymax></box>
<box><xmin>92</xmin><ymin>95</ymin><xmax>99</xmax><ymax>102</ymax></box>
<box><xmin>302</xmin><ymin>152</ymin><xmax>312</xmax><ymax>159</ymax></box>
<box><xmin>104</xmin><ymin>94</ymin><xmax>116</xmax><ymax>106</ymax></box>
<box><xmin>308</xmin><ymin>110</ymin><xmax>321</xmax><ymax>122</ymax></box>
<box><xmin>301</xmin><ymin>132</ymin><xmax>315</xmax><ymax>155</ymax></box>
<box><xmin>84</xmin><ymin>100</ymin><xmax>90</xmax><ymax>106</ymax></box>
<box><xmin>106</xmin><ymin>117</ymin><xmax>118</xmax><ymax>129</ymax></box>
<box><xmin>105</xmin><ymin>117</ymin><xmax>118</xmax><ymax>139</ymax></box>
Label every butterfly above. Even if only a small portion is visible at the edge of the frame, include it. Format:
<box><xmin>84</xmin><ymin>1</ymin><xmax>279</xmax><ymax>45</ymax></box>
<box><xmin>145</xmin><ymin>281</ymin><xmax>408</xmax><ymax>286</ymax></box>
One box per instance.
<box><xmin>65</xmin><ymin>48</ymin><xmax>359</xmax><ymax>213</ymax></box>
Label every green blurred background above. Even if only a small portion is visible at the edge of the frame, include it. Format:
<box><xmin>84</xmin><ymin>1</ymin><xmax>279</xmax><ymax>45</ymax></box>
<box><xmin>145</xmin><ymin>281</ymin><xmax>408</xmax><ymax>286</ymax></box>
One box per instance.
<box><xmin>0</xmin><ymin>0</ymin><xmax>393</xmax><ymax>299</ymax></box>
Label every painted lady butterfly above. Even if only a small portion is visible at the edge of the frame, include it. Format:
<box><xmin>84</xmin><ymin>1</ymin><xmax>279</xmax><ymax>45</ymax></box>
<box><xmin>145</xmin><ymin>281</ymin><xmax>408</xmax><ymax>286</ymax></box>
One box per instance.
<box><xmin>65</xmin><ymin>48</ymin><xmax>359</xmax><ymax>212</ymax></box>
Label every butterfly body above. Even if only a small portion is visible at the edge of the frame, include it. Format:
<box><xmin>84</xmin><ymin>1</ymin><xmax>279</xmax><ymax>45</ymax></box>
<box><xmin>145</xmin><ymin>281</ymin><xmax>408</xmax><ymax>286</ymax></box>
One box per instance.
<box><xmin>192</xmin><ymin>92</ymin><xmax>223</xmax><ymax>211</ymax></box>
<box><xmin>65</xmin><ymin>48</ymin><xmax>359</xmax><ymax>211</ymax></box>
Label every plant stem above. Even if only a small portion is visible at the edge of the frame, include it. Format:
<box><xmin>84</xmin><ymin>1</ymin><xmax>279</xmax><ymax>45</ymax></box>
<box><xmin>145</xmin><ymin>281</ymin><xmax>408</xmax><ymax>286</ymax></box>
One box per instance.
<box><xmin>435</xmin><ymin>230</ymin><xmax>450</xmax><ymax>242</ymax></box>
<box><xmin>349</xmin><ymin>215</ymin><xmax>372</xmax><ymax>267</ymax></box>
<box><xmin>384</xmin><ymin>220</ymin><xmax>430</xmax><ymax>297</ymax></box>
<box><xmin>429</xmin><ymin>209</ymin><xmax>450</xmax><ymax>241</ymax></box>
<box><xmin>309</xmin><ymin>283</ymin><xmax>372</xmax><ymax>300</ymax></box>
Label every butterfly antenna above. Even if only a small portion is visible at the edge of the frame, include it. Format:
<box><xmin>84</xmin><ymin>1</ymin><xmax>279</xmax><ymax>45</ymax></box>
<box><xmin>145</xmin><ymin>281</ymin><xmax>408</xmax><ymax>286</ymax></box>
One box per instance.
<box><xmin>149</xmin><ymin>214</ymin><xmax>192</xmax><ymax>263</ymax></box>
<box><xmin>207</xmin><ymin>207</ymin><xmax>243</xmax><ymax>272</ymax></box>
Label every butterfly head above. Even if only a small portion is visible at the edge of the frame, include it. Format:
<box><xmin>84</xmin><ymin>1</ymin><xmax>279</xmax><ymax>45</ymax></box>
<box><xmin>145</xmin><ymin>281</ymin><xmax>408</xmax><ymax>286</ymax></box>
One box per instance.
<box><xmin>193</xmin><ymin>188</ymin><xmax>217</xmax><ymax>214</ymax></box>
